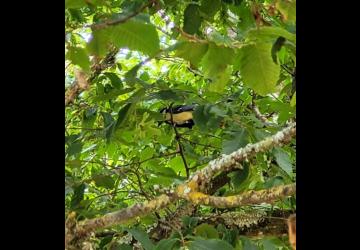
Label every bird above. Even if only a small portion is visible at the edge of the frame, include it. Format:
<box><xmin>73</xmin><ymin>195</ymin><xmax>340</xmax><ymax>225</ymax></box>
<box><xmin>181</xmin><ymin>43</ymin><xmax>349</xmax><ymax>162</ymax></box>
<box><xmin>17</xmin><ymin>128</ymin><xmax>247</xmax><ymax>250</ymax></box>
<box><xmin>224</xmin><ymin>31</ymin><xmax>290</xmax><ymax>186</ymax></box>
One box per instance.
<box><xmin>159</xmin><ymin>104</ymin><xmax>195</xmax><ymax>128</ymax></box>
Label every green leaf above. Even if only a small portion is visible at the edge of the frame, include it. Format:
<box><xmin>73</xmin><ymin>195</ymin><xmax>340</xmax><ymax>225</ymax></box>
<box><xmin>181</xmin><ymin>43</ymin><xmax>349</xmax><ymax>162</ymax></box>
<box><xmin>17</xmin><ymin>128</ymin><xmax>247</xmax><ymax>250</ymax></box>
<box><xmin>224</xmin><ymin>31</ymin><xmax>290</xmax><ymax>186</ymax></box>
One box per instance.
<box><xmin>103</xmin><ymin>72</ymin><xmax>123</xmax><ymax>89</ymax></box>
<box><xmin>182</xmin><ymin>216</ymin><xmax>199</xmax><ymax>229</ymax></box>
<box><xmin>263</xmin><ymin>176</ymin><xmax>284</xmax><ymax>189</ymax></box>
<box><xmin>101</xmin><ymin>112</ymin><xmax>115</xmax><ymax>128</ymax></box>
<box><xmin>66</xmin><ymin>46</ymin><xmax>90</xmax><ymax>72</ymax></box>
<box><xmin>175</xmin><ymin>42</ymin><xmax>209</xmax><ymax>67</ymax></box>
<box><xmin>87</xmin><ymin>29</ymin><xmax>112</xmax><ymax>57</ymax></box>
<box><xmin>201</xmin><ymin>44</ymin><xmax>235</xmax><ymax>79</ymax></box>
<box><xmin>189</xmin><ymin>238</ymin><xmax>234</xmax><ymax>250</ymax></box>
<box><xmin>111</xmin><ymin>19</ymin><xmax>160</xmax><ymax>56</ymax></box>
<box><xmin>193</xmin><ymin>105</ymin><xmax>223</xmax><ymax>131</ymax></box>
<box><xmin>230</xmin><ymin>165</ymin><xmax>249</xmax><ymax>191</ymax></box>
<box><xmin>247</xmin><ymin>26</ymin><xmax>296</xmax><ymax>44</ymax></box>
<box><xmin>239</xmin><ymin>236</ymin><xmax>259</xmax><ymax>250</ymax></box>
<box><xmin>194</xmin><ymin>223</ymin><xmax>219</xmax><ymax>239</ymax></box>
<box><xmin>290</xmin><ymin>92</ymin><xmax>296</xmax><ymax>106</ymax></box>
<box><xmin>149</xmin><ymin>90</ymin><xmax>182</xmax><ymax>101</ymax></box>
<box><xmin>140</xmin><ymin>147</ymin><xmax>155</xmax><ymax>161</ymax></box>
<box><xmin>273</xmin><ymin>147</ymin><xmax>293</xmax><ymax>175</ymax></box>
<box><xmin>115</xmin><ymin>103</ymin><xmax>133</xmax><ymax>129</ymax></box>
<box><xmin>200</xmin><ymin>0</ymin><xmax>221</xmax><ymax>20</ymax></box>
<box><xmin>168</xmin><ymin>156</ymin><xmax>186</xmax><ymax>176</ymax></box>
<box><xmin>140</xmin><ymin>71</ymin><xmax>150</xmax><ymax>81</ymax></box>
<box><xmin>154</xmin><ymin>238</ymin><xmax>179</xmax><ymax>250</ymax></box>
<box><xmin>183</xmin><ymin>4</ymin><xmax>202</xmax><ymax>35</ymax></box>
<box><xmin>276</xmin><ymin>0</ymin><xmax>296</xmax><ymax>23</ymax></box>
<box><xmin>93</xmin><ymin>175</ymin><xmax>115</xmax><ymax>189</ymax></box>
<box><xmin>93</xmin><ymin>88</ymin><xmax>135</xmax><ymax>102</ymax></box>
<box><xmin>65</xmin><ymin>0</ymin><xmax>86</xmax><ymax>9</ymax></box>
<box><xmin>67</xmin><ymin>142</ymin><xmax>83</xmax><ymax>157</ymax></box>
<box><xmin>101</xmin><ymin>112</ymin><xmax>116</xmax><ymax>143</ymax></box>
<box><xmin>82</xmin><ymin>107</ymin><xmax>97</xmax><ymax>128</ymax></box>
<box><xmin>208</xmin><ymin>66</ymin><xmax>232</xmax><ymax>93</ymax></box>
<box><xmin>230</xmin><ymin>2</ymin><xmax>255</xmax><ymax>33</ymax></box>
<box><xmin>237</xmin><ymin>42</ymin><xmax>280</xmax><ymax>96</ymax></box>
<box><xmin>271</xmin><ymin>37</ymin><xmax>286</xmax><ymax>64</ymax></box>
<box><xmin>208</xmin><ymin>31</ymin><xmax>233</xmax><ymax>47</ymax></box>
<box><xmin>70</xmin><ymin>183</ymin><xmax>85</xmax><ymax>209</ymax></box>
<box><xmin>222</xmin><ymin>129</ymin><xmax>249</xmax><ymax>154</ymax></box>
<box><xmin>201</xmin><ymin>44</ymin><xmax>234</xmax><ymax>93</ymax></box>
<box><xmin>126</xmin><ymin>228</ymin><xmax>155</xmax><ymax>250</ymax></box>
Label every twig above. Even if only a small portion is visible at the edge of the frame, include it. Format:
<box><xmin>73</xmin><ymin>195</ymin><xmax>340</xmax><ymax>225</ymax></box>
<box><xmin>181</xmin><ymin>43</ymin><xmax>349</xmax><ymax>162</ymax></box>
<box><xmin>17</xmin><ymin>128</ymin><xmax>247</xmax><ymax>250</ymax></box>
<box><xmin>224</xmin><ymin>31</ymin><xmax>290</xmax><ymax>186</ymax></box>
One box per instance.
<box><xmin>180</xmin><ymin>136</ymin><xmax>220</xmax><ymax>149</ymax></box>
<box><xmin>168</xmin><ymin>103</ymin><xmax>190</xmax><ymax>178</ymax></box>
<box><xmin>89</xmin><ymin>0</ymin><xmax>156</xmax><ymax>30</ymax></box>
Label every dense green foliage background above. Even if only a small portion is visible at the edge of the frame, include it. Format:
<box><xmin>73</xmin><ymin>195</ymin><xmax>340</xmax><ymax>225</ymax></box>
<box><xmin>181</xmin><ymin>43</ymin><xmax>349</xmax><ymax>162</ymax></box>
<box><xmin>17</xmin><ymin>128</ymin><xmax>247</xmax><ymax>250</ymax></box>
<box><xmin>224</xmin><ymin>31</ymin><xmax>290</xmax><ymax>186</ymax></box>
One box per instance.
<box><xmin>65</xmin><ymin>0</ymin><xmax>296</xmax><ymax>249</ymax></box>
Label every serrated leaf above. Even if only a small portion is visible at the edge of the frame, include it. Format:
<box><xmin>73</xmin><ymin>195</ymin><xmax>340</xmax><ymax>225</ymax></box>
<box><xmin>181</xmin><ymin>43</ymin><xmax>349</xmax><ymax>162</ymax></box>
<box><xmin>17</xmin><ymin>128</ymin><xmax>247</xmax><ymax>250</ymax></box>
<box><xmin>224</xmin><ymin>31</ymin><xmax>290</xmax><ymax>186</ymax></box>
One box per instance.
<box><xmin>175</xmin><ymin>42</ymin><xmax>209</xmax><ymax>67</ymax></box>
<box><xmin>201</xmin><ymin>44</ymin><xmax>234</xmax><ymax>93</ymax></box>
<box><xmin>183</xmin><ymin>4</ymin><xmax>202</xmax><ymax>35</ymax></box>
<box><xmin>276</xmin><ymin>0</ymin><xmax>296</xmax><ymax>23</ymax></box>
<box><xmin>92</xmin><ymin>175</ymin><xmax>115</xmax><ymax>189</ymax></box>
<box><xmin>290</xmin><ymin>92</ymin><xmax>296</xmax><ymax>106</ymax></box>
<box><xmin>67</xmin><ymin>46</ymin><xmax>90</xmax><ymax>72</ymax></box>
<box><xmin>273</xmin><ymin>147</ymin><xmax>293</xmax><ymax>175</ymax></box>
<box><xmin>238</xmin><ymin>42</ymin><xmax>280</xmax><ymax>96</ymax></box>
<box><xmin>208</xmin><ymin>66</ymin><xmax>232</xmax><ymax>93</ymax></box>
<box><xmin>189</xmin><ymin>238</ymin><xmax>234</xmax><ymax>250</ymax></box>
<box><xmin>154</xmin><ymin>238</ymin><xmax>178</xmax><ymax>250</ymax></box>
<box><xmin>194</xmin><ymin>224</ymin><xmax>219</xmax><ymax>239</ymax></box>
<box><xmin>247</xmin><ymin>26</ymin><xmax>296</xmax><ymax>44</ymax></box>
<box><xmin>200</xmin><ymin>0</ymin><xmax>221</xmax><ymax>20</ymax></box>
<box><xmin>87</xmin><ymin>29</ymin><xmax>112</xmax><ymax>57</ymax></box>
<box><xmin>126</xmin><ymin>228</ymin><xmax>154</xmax><ymax>250</ymax></box>
<box><xmin>111</xmin><ymin>19</ymin><xmax>160</xmax><ymax>56</ymax></box>
<box><xmin>201</xmin><ymin>44</ymin><xmax>235</xmax><ymax>78</ymax></box>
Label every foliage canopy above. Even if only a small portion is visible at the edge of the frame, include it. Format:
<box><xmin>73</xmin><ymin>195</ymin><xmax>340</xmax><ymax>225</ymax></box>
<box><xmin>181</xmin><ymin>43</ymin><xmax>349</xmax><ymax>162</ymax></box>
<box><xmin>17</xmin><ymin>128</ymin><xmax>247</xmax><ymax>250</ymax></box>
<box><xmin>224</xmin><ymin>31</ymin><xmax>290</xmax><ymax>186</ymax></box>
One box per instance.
<box><xmin>65</xmin><ymin>0</ymin><xmax>296</xmax><ymax>249</ymax></box>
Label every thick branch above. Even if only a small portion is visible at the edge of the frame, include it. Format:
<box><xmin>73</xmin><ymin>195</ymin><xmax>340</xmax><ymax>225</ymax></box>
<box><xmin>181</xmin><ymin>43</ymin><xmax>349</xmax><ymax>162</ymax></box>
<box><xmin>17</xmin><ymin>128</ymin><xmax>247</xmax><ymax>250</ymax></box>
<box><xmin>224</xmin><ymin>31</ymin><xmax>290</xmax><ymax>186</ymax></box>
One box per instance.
<box><xmin>67</xmin><ymin>123</ymin><xmax>296</xmax><ymax>243</ymax></box>
<box><xmin>179</xmin><ymin>184</ymin><xmax>295</xmax><ymax>207</ymax></box>
<box><xmin>75</xmin><ymin>194</ymin><xmax>175</xmax><ymax>237</ymax></box>
<box><xmin>177</xmin><ymin>122</ymin><xmax>296</xmax><ymax>193</ymax></box>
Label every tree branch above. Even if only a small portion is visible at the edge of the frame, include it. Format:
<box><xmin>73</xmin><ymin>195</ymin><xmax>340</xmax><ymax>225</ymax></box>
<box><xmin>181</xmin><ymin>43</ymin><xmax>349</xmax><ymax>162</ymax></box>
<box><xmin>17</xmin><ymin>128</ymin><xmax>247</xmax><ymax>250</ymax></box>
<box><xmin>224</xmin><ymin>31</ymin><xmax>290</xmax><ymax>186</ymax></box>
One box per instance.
<box><xmin>178</xmin><ymin>183</ymin><xmax>295</xmax><ymax>207</ymax></box>
<box><xmin>169</xmin><ymin>104</ymin><xmax>190</xmax><ymax>178</ymax></box>
<box><xmin>66</xmin><ymin>123</ymin><xmax>296</xmax><ymax>246</ymax></box>
<box><xmin>89</xmin><ymin>0</ymin><xmax>156</xmax><ymax>30</ymax></box>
